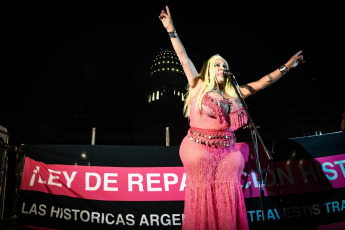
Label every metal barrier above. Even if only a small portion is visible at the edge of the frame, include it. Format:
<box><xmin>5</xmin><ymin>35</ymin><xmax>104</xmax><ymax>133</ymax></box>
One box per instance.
<box><xmin>0</xmin><ymin>125</ymin><xmax>9</xmax><ymax>221</ymax></box>
<box><xmin>0</xmin><ymin>125</ymin><xmax>24</xmax><ymax>229</ymax></box>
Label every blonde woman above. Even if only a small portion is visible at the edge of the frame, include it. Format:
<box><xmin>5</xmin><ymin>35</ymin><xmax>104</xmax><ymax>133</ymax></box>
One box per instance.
<box><xmin>159</xmin><ymin>6</ymin><xmax>304</xmax><ymax>230</ymax></box>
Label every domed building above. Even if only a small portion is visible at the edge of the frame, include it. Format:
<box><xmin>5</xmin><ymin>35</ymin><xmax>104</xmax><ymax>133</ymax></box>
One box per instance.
<box><xmin>147</xmin><ymin>49</ymin><xmax>187</xmax><ymax>105</ymax></box>
<box><xmin>132</xmin><ymin>49</ymin><xmax>189</xmax><ymax>146</ymax></box>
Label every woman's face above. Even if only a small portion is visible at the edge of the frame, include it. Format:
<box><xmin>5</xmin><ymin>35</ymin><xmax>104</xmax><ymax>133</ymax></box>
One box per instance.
<box><xmin>214</xmin><ymin>58</ymin><xmax>228</xmax><ymax>85</ymax></box>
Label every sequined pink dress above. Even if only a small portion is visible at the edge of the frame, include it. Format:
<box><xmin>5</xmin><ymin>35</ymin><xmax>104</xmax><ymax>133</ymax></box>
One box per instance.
<box><xmin>179</xmin><ymin>92</ymin><xmax>249</xmax><ymax>230</ymax></box>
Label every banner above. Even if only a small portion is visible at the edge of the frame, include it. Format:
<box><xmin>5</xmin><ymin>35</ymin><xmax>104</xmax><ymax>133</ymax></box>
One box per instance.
<box><xmin>17</xmin><ymin>132</ymin><xmax>345</xmax><ymax>229</ymax></box>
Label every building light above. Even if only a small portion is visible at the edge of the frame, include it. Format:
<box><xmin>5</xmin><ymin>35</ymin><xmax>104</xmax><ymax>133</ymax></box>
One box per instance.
<box><xmin>147</xmin><ymin>49</ymin><xmax>187</xmax><ymax>104</ymax></box>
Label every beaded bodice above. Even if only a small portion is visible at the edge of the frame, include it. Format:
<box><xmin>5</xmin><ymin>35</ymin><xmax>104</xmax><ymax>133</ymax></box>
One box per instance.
<box><xmin>189</xmin><ymin>92</ymin><xmax>248</xmax><ymax>132</ymax></box>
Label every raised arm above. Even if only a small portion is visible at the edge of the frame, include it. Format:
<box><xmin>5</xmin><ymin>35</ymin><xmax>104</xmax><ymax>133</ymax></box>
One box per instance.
<box><xmin>159</xmin><ymin>6</ymin><xmax>201</xmax><ymax>89</ymax></box>
<box><xmin>239</xmin><ymin>50</ymin><xmax>304</xmax><ymax>98</ymax></box>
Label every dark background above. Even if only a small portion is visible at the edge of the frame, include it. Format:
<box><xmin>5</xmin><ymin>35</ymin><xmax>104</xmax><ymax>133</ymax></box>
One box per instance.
<box><xmin>1</xmin><ymin>1</ymin><xmax>343</xmax><ymax>146</ymax></box>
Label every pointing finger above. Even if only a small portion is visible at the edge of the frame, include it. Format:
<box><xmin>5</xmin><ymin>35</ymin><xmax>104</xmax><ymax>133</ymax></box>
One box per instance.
<box><xmin>166</xmin><ymin>6</ymin><xmax>171</xmax><ymax>16</ymax></box>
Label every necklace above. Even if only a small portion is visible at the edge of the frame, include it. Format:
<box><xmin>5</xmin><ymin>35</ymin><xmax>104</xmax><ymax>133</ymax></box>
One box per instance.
<box><xmin>209</xmin><ymin>88</ymin><xmax>232</xmax><ymax>102</ymax></box>
<box><xmin>210</xmin><ymin>89</ymin><xmax>225</xmax><ymax>96</ymax></box>
<box><xmin>214</xmin><ymin>80</ymin><xmax>225</xmax><ymax>96</ymax></box>
<box><xmin>213</xmin><ymin>89</ymin><xmax>224</xmax><ymax>95</ymax></box>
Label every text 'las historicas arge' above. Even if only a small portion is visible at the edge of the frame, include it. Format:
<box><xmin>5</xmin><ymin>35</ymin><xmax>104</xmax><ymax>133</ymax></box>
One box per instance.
<box><xmin>21</xmin><ymin>202</ymin><xmax>184</xmax><ymax>227</ymax></box>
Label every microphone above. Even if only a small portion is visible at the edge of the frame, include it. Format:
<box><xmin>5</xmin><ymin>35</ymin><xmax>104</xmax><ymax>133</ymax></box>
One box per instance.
<box><xmin>223</xmin><ymin>70</ymin><xmax>233</xmax><ymax>77</ymax></box>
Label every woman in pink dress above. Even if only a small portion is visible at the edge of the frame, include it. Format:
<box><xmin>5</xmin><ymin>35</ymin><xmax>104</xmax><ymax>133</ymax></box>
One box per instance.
<box><xmin>159</xmin><ymin>6</ymin><xmax>304</xmax><ymax>230</ymax></box>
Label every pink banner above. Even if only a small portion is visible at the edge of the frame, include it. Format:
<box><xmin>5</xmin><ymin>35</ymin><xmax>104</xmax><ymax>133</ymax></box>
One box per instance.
<box><xmin>242</xmin><ymin>153</ymin><xmax>345</xmax><ymax>198</ymax></box>
<box><xmin>20</xmin><ymin>144</ymin><xmax>345</xmax><ymax>201</ymax></box>
<box><xmin>20</xmin><ymin>157</ymin><xmax>186</xmax><ymax>201</ymax></box>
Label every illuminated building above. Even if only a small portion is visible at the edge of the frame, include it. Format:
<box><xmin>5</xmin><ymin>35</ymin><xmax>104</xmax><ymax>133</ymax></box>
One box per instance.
<box><xmin>132</xmin><ymin>49</ymin><xmax>189</xmax><ymax>145</ymax></box>
<box><xmin>147</xmin><ymin>49</ymin><xmax>187</xmax><ymax>104</ymax></box>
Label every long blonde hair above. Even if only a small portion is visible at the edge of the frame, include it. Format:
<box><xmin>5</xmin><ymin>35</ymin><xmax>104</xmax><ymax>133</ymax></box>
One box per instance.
<box><xmin>183</xmin><ymin>55</ymin><xmax>238</xmax><ymax>118</ymax></box>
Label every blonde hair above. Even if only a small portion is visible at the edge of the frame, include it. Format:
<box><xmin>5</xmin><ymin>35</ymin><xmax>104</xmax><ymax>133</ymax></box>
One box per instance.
<box><xmin>183</xmin><ymin>55</ymin><xmax>238</xmax><ymax>118</ymax></box>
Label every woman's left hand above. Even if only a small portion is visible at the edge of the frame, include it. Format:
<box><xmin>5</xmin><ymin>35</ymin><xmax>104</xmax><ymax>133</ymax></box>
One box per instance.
<box><xmin>285</xmin><ymin>50</ymin><xmax>305</xmax><ymax>69</ymax></box>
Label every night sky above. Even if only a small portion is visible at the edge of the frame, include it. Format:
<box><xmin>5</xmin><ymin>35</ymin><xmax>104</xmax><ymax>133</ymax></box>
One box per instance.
<box><xmin>1</xmin><ymin>2</ymin><xmax>343</xmax><ymax>146</ymax></box>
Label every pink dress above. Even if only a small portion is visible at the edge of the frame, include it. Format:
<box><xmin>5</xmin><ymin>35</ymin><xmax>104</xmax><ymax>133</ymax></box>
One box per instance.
<box><xmin>179</xmin><ymin>92</ymin><xmax>249</xmax><ymax>230</ymax></box>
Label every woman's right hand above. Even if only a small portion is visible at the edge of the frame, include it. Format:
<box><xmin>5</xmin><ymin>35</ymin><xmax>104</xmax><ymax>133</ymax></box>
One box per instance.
<box><xmin>159</xmin><ymin>6</ymin><xmax>174</xmax><ymax>32</ymax></box>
